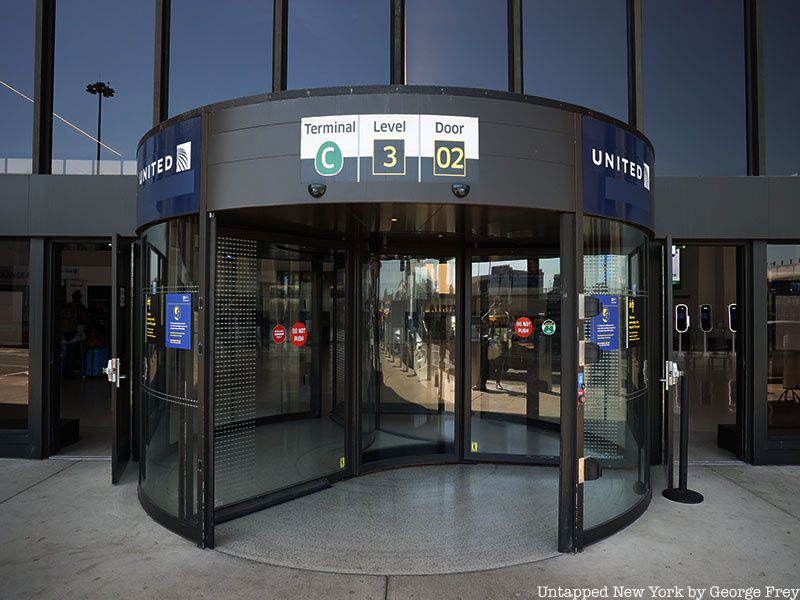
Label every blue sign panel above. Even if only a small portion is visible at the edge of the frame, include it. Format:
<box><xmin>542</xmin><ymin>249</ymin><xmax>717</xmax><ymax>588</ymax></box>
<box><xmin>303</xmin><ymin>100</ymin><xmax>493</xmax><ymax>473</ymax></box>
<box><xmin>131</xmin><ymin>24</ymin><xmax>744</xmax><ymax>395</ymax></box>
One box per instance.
<box><xmin>582</xmin><ymin>116</ymin><xmax>654</xmax><ymax>230</ymax></box>
<box><xmin>165</xmin><ymin>293</ymin><xmax>192</xmax><ymax>351</ymax></box>
<box><xmin>136</xmin><ymin>116</ymin><xmax>201</xmax><ymax>227</ymax></box>
<box><xmin>591</xmin><ymin>295</ymin><xmax>619</xmax><ymax>351</ymax></box>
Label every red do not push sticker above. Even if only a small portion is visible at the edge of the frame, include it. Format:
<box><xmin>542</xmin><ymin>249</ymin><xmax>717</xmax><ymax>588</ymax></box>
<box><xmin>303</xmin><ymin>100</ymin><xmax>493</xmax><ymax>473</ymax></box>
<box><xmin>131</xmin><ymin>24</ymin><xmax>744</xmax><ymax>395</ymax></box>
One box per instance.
<box><xmin>514</xmin><ymin>317</ymin><xmax>533</xmax><ymax>339</ymax></box>
<box><xmin>272</xmin><ymin>325</ymin><xmax>287</xmax><ymax>344</ymax></box>
<box><xmin>290</xmin><ymin>322</ymin><xmax>308</xmax><ymax>347</ymax></box>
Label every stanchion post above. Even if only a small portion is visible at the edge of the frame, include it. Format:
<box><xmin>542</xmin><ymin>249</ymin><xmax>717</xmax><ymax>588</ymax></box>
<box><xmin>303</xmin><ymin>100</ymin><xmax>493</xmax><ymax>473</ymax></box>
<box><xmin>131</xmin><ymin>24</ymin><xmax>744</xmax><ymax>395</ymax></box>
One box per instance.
<box><xmin>663</xmin><ymin>372</ymin><xmax>704</xmax><ymax>504</ymax></box>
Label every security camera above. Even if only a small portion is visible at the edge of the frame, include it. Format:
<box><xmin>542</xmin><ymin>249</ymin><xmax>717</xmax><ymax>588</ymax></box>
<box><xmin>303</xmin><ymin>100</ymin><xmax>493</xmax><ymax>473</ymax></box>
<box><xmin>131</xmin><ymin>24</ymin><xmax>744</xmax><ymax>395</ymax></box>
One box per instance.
<box><xmin>308</xmin><ymin>183</ymin><xmax>327</xmax><ymax>198</ymax></box>
<box><xmin>451</xmin><ymin>183</ymin><xmax>470</xmax><ymax>198</ymax></box>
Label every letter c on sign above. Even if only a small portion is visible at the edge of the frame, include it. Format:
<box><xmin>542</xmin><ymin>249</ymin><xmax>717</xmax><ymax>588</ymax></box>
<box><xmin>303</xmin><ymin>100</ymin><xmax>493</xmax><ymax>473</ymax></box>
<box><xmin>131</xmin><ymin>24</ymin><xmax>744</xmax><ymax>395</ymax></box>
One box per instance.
<box><xmin>322</xmin><ymin>146</ymin><xmax>335</xmax><ymax>169</ymax></box>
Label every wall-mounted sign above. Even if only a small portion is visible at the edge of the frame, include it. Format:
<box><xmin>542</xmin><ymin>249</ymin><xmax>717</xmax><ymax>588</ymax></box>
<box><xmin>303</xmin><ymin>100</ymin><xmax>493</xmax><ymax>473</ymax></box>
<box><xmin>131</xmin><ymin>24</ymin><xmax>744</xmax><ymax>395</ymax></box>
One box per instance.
<box><xmin>272</xmin><ymin>324</ymin><xmax>286</xmax><ymax>344</ymax></box>
<box><xmin>542</xmin><ymin>319</ymin><xmax>557</xmax><ymax>336</ymax></box>
<box><xmin>514</xmin><ymin>317</ymin><xmax>533</xmax><ymax>338</ymax></box>
<box><xmin>626</xmin><ymin>297</ymin><xmax>641</xmax><ymax>347</ymax></box>
<box><xmin>300</xmin><ymin>114</ymin><xmax>479</xmax><ymax>184</ymax></box>
<box><xmin>582</xmin><ymin>116</ymin><xmax>654</xmax><ymax>230</ymax></box>
<box><xmin>145</xmin><ymin>294</ymin><xmax>160</xmax><ymax>342</ymax></box>
<box><xmin>165</xmin><ymin>293</ymin><xmax>192</xmax><ymax>351</ymax></box>
<box><xmin>290</xmin><ymin>322</ymin><xmax>308</xmax><ymax>347</ymax></box>
<box><xmin>590</xmin><ymin>295</ymin><xmax>619</xmax><ymax>351</ymax></box>
<box><xmin>137</xmin><ymin>116</ymin><xmax>201</xmax><ymax>227</ymax></box>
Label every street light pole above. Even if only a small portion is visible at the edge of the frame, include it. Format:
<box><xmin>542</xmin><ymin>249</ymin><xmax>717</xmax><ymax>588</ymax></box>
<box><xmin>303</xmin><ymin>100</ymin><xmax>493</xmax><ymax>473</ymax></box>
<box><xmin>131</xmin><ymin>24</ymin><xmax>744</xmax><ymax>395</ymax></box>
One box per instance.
<box><xmin>85</xmin><ymin>81</ymin><xmax>115</xmax><ymax>175</ymax></box>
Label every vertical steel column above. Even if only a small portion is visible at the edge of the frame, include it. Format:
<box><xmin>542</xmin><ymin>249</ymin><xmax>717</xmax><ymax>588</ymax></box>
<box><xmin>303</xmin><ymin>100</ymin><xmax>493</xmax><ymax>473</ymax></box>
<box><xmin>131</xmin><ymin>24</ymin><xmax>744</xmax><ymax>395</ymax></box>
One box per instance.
<box><xmin>349</xmin><ymin>239</ymin><xmax>363</xmax><ymax>476</ymax></box>
<box><xmin>272</xmin><ymin>0</ymin><xmax>289</xmax><ymax>92</ymax></box>
<box><xmin>390</xmin><ymin>0</ymin><xmax>406</xmax><ymax>85</ymax></box>
<box><xmin>197</xmin><ymin>112</ymin><xmax>214</xmax><ymax>548</ymax></box>
<box><xmin>507</xmin><ymin>0</ymin><xmax>524</xmax><ymax>94</ymax></box>
<box><xmin>32</xmin><ymin>0</ymin><xmax>55</xmax><ymax>174</ymax></box>
<box><xmin>751</xmin><ymin>242</ymin><xmax>768</xmax><ymax>463</ymax></box>
<box><xmin>744</xmin><ymin>0</ymin><xmax>765</xmax><ymax>176</ymax></box>
<box><xmin>153</xmin><ymin>0</ymin><xmax>171</xmax><ymax>125</ymax></box>
<box><xmin>558</xmin><ymin>212</ymin><xmax>578</xmax><ymax>553</ymax></box>
<box><xmin>626</xmin><ymin>0</ymin><xmax>644</xmax><ymax>129</ymax></box>
<box><xmin>29</xmin><ymin>239</ymin><xmax>46</xmax><ymax>457</ymax></box>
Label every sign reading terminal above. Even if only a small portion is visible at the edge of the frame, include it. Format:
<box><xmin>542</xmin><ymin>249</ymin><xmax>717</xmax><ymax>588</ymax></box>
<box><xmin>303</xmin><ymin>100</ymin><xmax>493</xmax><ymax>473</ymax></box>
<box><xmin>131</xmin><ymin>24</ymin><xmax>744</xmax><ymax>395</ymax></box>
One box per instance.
<box><xmin>300</xmin><ymin>114</ymin><xmax>479</xmax><ymax>184</ymax></box>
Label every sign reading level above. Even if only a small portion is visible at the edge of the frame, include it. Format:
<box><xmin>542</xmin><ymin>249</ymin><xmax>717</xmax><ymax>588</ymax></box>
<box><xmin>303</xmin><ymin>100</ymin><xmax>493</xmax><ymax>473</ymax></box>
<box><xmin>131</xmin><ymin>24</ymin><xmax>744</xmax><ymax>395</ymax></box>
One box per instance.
<box><xmin>165</xmin><ymin>294</ymin><xmax>192</xmax><ymax>350</ymax></box>
<box><xmin>300</xmin><ymin>114</ymin><xmax>479</xmax><ymax>184</ymax></box>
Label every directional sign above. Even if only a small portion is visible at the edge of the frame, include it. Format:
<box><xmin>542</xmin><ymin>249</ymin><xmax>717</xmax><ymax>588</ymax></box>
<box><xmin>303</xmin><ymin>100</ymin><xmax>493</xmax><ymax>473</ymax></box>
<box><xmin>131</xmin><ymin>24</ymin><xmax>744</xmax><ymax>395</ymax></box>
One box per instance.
<box><xmin>300</xmin><ymin>114</ymin><xmax>479</xmax><ymax>184</ymax></box>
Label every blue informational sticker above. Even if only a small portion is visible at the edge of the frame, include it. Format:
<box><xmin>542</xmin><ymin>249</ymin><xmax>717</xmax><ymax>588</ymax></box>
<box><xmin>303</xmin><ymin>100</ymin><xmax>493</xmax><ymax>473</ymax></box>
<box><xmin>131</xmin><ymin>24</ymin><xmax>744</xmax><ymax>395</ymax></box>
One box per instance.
<box><xmin>165</xmin><ymin>293</ymin><xmax>192</xmax><ymax>351</ymax></box>
<box><xmin>590</xmin><ymin>295</ymin><xmax>619</xmax><ymax>351</ymax></box>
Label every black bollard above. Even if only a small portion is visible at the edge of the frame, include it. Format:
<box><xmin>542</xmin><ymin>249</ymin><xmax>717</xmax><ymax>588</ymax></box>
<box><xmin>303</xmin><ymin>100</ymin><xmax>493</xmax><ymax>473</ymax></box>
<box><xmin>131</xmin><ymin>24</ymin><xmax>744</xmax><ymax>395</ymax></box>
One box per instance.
<box><xmin>662</xmin><ymin>372</ymin><xmax>704</xmax><ymax>504</ymax></box>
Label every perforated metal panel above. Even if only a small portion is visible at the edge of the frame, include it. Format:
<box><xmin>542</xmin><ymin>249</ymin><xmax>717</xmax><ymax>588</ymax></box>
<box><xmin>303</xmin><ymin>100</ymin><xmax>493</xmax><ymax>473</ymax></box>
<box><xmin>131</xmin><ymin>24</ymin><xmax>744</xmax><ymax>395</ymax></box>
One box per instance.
<box><xmin>214</xmin><ymin>237</ymin><xmax>258</xmax><ymax>507</ymax></box>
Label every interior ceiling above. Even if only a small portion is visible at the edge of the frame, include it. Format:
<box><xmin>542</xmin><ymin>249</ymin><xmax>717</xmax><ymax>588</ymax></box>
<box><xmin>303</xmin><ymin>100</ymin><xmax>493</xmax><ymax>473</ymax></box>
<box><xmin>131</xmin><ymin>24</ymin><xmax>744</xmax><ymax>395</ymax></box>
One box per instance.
<box><xmin>216</xmin><ymin>203</ymin><xmax>563</xmax><ymax>247</ymax></box>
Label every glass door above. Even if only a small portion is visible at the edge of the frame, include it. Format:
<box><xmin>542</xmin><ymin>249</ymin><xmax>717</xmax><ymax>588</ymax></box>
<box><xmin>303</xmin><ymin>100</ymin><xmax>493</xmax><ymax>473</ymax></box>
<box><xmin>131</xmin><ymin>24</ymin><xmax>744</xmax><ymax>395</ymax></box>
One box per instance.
<box><xmin>361</xmin><ymin>253</ymin><xmax>457</xmax><ymax>465</ymax></box>
<box><xmin>466</xmin><ymin>253</ymin><xmax>561</xmax><ymax>462</ymax></box>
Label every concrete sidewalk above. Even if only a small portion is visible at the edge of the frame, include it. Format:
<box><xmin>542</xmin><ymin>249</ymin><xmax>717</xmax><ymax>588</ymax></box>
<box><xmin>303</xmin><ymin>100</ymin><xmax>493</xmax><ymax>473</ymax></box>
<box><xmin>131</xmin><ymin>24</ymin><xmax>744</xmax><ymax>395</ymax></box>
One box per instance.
<box><xmin>0</xmin><ymin>458</ymin><xmax>798</xmax><ymax>599</ymax></box>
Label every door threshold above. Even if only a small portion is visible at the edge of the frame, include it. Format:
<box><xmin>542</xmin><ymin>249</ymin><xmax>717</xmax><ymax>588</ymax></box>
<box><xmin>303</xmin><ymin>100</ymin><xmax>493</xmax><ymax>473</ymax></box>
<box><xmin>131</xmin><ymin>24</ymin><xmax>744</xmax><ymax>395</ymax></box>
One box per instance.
<box><xmin>50</xmin><ymin>455</ymin><xmax>111</xmax><ymax>461</ymax></box>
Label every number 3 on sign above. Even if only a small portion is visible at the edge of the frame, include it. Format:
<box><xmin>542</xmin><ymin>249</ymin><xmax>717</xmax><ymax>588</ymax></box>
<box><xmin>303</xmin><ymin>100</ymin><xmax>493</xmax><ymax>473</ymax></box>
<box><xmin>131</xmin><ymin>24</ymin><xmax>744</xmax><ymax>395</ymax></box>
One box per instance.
<box><xmin>372</xmin><ymin>139</ymin><xmax>406</xmax><ymax>176</ymax></box>
<box><xmin>433</xmin><ymin>140</ymin><xmax>466</xmax><ymax>177</ymax></box>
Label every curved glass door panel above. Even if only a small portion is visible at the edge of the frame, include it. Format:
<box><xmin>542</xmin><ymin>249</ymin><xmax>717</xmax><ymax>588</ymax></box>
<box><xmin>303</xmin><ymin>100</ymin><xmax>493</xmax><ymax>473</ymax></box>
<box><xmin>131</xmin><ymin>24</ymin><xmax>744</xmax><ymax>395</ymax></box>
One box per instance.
<box><xmin>467</xmin><ymin>255</ymin><xmax>561</xmax><ymax>460</ymax></box>
<box><xmin>361</xmin><ymin>255</ymin><xmax>457</xmax><ymax>464</ymax></box>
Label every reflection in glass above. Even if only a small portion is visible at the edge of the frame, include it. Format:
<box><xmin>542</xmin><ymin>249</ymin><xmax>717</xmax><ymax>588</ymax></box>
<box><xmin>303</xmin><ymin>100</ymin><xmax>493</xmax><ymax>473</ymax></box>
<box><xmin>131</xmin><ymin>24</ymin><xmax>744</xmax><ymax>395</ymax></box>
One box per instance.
<box><xmin>763</xmin><ymin>1</ymin><xmax>800</xmax><ymax>175</ymax></box>
<box><xmin>582</xmin><ymin>218</ymin><xmax>649</xmax><ymax>530</ymax></box>
<box><xmin>523</xmin><ymin>0</ymin><xmax>628</xmax><ymax>122</ymax></box>
<box><xmin>362</xmin><ymin>256</ymin><xmax>456</xmax><ymax>463</ymax></box>
<box><xmin>643</xmin><ymin>0</ymin><xmax>746</xmax><ymax>175</ymax></box>
<box><xmin>140</xmin><ymin>218</ymin><xmax>200</xmax><ymax>521</ymax></box>
<box><xmin>288</xmin><ymin>0</ymin><xmax>389</xmax><ymax>89</ymax></box>
<box><xmin>0</xmin><ymin>4</ymin><xmax>35</xmax><ymax>173</ymax></box>
<box><xmin>469</xmin><ymin>256</ymin><xmax>561</xmax><ymax>457</ymax></box>
<box><xmin>52</xmin><ymin>1</ymin><xmax>153</xmax><ymax>174</ymax></box>
<box><xmin>169</xmin><ymin>0</ymin><xmax>273</xmax><ymax>117</ymax></box>
<box><xmin>767</xmin><ymin>245</ymin><xmax>800</xmax><ymax>439</ymax></box>
<box><xmin>406</xmin><ymin>0</ymin><xmax>507</xmax><ymax>90</ymax></box>
<box><xmin>214</xmin><ymin>240</ymin><xmax>346</xmax><ymax>507</ymax></box>
<box><xmin>0</xmin><ymin>241</ymin><xmax>30</xmax><ymax>430</ymax></box>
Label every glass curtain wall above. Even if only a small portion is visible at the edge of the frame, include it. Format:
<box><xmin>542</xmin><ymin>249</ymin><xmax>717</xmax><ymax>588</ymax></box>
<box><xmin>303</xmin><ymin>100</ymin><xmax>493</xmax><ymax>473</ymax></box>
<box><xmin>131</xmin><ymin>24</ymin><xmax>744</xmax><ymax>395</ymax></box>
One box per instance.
<box><xmin>0</xmin><ymin>4</ymin><xmax>35</xmax><ymax>174</ymax></box>
<box><xmin>140</xmin><ymin>218</ymin><xmax>200</xmax><ymax>524</ymax></box>
<box><xmin>405</xmin><ymin>0</ymin><xmax>507</xmax><ymax>90</ymax></box>
<box><xmin>214</xmin><ymin>238</ymin><xmax>346</xmax><ymax>508</ymax></box>
<box><xmin>523</xmin><ymin>0</ymin><xmax>628</xmax><ymax>122</ymax></box>
<box><xmin>0</xmin><ymin>241</ymin><xmax>30</xmax><ymax>430</ymax></box>
<box><xmin>766</xmin><ymin>245</ymin><xmax>800</xmax><ymax>440</ymax></box>
<box><xmin>169</xmin><ymin>0</ymin><xmax>273</xmax><ymax>117</ymax></box>
<box><xmin>361</xmin><ymin>255</ymin><xmax>457</xmax><ymax>464</ymax></box>
<box><xmin>582</xmin><ymin>218</ymin><xmax>649</xmax><ymax>530</ymax></box>
<box><xmin>287</xmin><ymin>0</ymin><xmax>389</xmax><ymax>88</ymax></box>
<box><xmin>468</xmin><ymin>255</ymin><xmax>561</xmax><ymax>459</ymax></box>
<box><xmin>52</xmin><ymin>0</ymin><xmax>153</xmax><ymax>174</ymax></box>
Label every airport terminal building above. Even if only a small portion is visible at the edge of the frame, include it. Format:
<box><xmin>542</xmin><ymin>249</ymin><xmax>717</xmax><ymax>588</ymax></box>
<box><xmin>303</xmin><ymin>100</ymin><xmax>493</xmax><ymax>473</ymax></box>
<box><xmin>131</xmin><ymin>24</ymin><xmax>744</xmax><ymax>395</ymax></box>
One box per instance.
<box><xmin>1</xmin><ymin>0</ymin><xmax>798</xmax><ymax>554</ymax></box>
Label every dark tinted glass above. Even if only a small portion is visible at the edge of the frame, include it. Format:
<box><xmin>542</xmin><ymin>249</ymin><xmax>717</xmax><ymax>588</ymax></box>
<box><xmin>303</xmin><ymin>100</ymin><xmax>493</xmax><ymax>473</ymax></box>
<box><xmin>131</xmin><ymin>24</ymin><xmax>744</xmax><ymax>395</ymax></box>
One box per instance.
<box><xmin>406</xmin><ymin>0</ymin><xmax>507</xmax><ymax>90</ymax></box>
<box><xmin>0</xmin><ymin>241</ymin><xmax>30</xmax><ymax>430</ymax></box>
<box><xmin>763</xmin><ymin>1</ymin><xmax>800</xmax><ymax>175</ymax></box>
<box><xmin>140</xmin><ymin>218</ymin><xmax>200</xmax><ymax>521</ymax></box>
<box><xmin>213</xmin><ymin>238</ymin><xmax>346</xmax><ymax>507</ymax></box>
<box><xmin>523</xmin><ymin>0</ymin><xmax>628</xmax><ymax>122</ymax></box>
<box><xmin>766</xmin><ymin>245</ymin><xmax>800</xmax><ymax>440</ymax></box>
<box><xmin>288</xmin><ymin>0</ymin><xmax>389</xmax><ymax>88</ymax></box>
<box><xmin>0</xmin><ymin>4</ymin><xmax>35</xmax><ymax>173</ymax></box>
<box><xmin>170</xmin><ymin>0</ymin><xmax>273</xmax><ymax>116</ymax></box>
<box><xmin>52</xmin><ymin>1</ymin><xmax>153</xmax><ymax>174</ymax></box>
<box><xmin>643</xmin><ymin>0</ymin><xmax>746</xmax><ymax>175</ymax></box>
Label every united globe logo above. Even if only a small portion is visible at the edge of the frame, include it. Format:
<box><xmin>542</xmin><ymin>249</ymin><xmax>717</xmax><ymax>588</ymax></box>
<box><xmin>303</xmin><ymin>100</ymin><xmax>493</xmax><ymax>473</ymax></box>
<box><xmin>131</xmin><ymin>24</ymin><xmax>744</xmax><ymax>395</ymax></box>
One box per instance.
<box><xmin>175</xmin><ymin>141</ymin><xmax>192</xmax><ymax>173</ymax></box>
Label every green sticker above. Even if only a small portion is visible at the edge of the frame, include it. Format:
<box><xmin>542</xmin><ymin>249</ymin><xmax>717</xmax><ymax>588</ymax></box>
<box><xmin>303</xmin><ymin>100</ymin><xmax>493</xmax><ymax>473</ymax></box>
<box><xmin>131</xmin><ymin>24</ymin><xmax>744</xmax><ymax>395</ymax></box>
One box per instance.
<box><xmin>315</xmin><ymin>140</ymin><xmax>343</xmax><ymax>176</ymax></box>
<box><xmin>542</xmin><ymin>319</ymin><xmax>556</xmax><ymax>336</ymax></box>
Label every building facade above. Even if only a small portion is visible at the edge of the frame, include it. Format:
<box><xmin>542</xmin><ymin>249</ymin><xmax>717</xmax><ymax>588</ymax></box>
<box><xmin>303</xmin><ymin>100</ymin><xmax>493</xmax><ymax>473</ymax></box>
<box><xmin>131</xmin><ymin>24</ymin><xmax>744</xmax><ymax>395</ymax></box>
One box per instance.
<box><xmin>0</xmin><ymin>0</ymin><xmax>798</xmax><ymax>553</ymax></box>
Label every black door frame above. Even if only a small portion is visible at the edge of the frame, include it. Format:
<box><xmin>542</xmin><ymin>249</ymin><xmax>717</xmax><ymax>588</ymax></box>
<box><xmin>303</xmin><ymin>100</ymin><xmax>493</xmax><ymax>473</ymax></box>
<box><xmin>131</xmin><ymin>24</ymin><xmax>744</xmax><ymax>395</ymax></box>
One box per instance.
<box><xmin>462</xmin><ymin>246</ymin><xmax>563</xmax><ymax>466</ymax></box>
<box><xmin>670</xmin><ymin>240</ymin><xmax>752</xmax><ymax>464</ymax></box>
